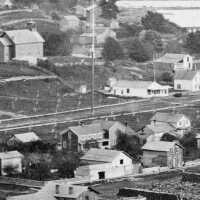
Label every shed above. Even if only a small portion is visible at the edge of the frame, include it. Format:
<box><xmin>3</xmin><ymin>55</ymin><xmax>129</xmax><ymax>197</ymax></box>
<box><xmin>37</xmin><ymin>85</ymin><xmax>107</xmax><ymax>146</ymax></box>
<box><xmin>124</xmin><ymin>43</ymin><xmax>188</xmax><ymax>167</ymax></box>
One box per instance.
<box><xmin>76</xmin><ymin>148</ymin><xmax>140</xmax><ymax>181</ymax></box>
<box><xmin>0</xmin><ymin>151</ymin><xmax>24</xmax><ymax>175</ymax></box>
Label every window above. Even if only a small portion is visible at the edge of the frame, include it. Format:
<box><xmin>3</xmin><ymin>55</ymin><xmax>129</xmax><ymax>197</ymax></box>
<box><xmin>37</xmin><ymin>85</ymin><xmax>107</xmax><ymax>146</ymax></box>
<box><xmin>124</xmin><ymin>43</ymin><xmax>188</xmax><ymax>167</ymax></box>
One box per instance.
<box><xmin>187</xmin><ymin>57</ymin><xmax>189</xmax><ymax>62</ymax></box>
<box><xmin>120</xmin><ymin>159</ymin><xmax>124</xmax><ymax>164</ymax></box>
<box><xmin>121</xmin><ymin>90</ymin><xmax>124</xmax><ymax>95</ymax></box>
<box><xmin>85</xmin><ymin>196</ymin><xmax>89</xmax><ymax>200</ymax></box>
<box><xmin>55</xmin><ymin>184</ymin><xmax>60</xmax><ymax>194</ymax></box>
<box><xmin>102</xmin><ymin>141</ymin><xmax>109</xmax><ymax>146</ymax></box>
<box><xmin>103</xmin><ymin>131</ymin><xmax>109</xmax><ymax>139</ymax></box>
<box><xmin>127</xmin><ymin>88</ymin><xmax>130</xmax><ymax>94</ymax></box>
<box><xmin>177</xmin><ymin>84</ymin><xmax>181</xmax><ymax>89</ymax></box>
<box><xmin>98</xmin><ymin>171</ymin><xmax>105</xmax><ymax>179</ymax></box>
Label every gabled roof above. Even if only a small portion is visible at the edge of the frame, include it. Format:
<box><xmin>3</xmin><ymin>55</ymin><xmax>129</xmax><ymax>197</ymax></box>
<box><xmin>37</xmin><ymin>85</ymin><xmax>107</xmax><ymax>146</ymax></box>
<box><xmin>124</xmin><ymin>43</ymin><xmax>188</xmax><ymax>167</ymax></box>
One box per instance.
<box><xmin>0</xmin><ymin>37</ymin><xmax>12</xmax><ymax>46</ymax></box>
<box><xmin>81</xmin><ymin>148</ymin><xmax>125</xmax><ymax>163</ymax></box>
<box><xmin>174</xmin><ymin>70</ymin><xmax>198</xmax><ymax>80</ymax></box>
<box><xmin>5</xmin><ymin>29</ymin><xmax>44</xmax><ymax>44</ymax></box>
<box><xmin>13</xmin><ymin>132</ymin><xmax>41</xmax><ymax>143</ymax></box>
<box><xmin>61</xmin><ymin>121</ymin><xmax>122</xmax><ymax>137</ymax></box>
<box><xmin>150</xmin><ymin>112</ymin><xmax>187</xmax><ymax>125</ymax></box>
<box><xmin>155</xmin><ymin>53</ymin><xmax>187</xmax><ymax>64</ymax></box>
<box><xmin>145</xmin><ymin>123</ymin><xmax>175</xmax><ymax>134</ymax></box>
<box><xmin>142</xmin><ymin>141</ymin><xmax>181</xmax><ymax>152</ymax></box>
<box><xmin>0</xmin><ymin>151</ymin><xmax>23</xmax><ymax>159</ymax></box>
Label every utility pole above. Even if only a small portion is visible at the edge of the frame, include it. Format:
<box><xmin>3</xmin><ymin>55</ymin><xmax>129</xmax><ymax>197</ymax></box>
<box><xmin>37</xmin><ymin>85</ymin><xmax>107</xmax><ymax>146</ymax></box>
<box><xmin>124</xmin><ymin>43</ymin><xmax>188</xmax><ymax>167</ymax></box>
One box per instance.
<box><xmin>91</xmin><ymin>0</ymin><xmax>95</xmax><ymax>115</ymax></box>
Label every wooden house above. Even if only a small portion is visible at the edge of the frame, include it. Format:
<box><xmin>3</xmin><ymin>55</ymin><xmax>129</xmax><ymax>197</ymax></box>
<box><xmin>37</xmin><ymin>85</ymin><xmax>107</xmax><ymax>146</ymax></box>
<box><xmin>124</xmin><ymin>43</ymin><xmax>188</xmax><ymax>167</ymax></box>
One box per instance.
<box><xmin>142</xmin><ymin>141</ymin><xmax>183</xmax><ymax>168</ymax></box>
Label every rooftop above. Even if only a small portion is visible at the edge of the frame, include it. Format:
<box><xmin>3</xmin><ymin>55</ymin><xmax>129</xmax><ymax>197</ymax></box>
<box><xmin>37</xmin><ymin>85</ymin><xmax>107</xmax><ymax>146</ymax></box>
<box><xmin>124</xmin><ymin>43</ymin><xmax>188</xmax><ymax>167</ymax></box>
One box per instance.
<box><xmin>155</xmin><ymin>53</ymin><xmax>187</xmax><ymax>64</ymax></box>
<box><xmin>174</xmin><ymin>70</ymin><xmax>198</xmax><ymax>80</ymax></box>
<box><xmin>0</xmin><ymin>151</ymin><xmax>23</xmax><ymax>160</ymax></box>
<box><xmin>142</xmin><ymin>141</ymin><xmax>179</xmax><ymax>152</ymax></box>
<box><xmin>81</xmin><ymin>148</ymin><xmax>124</xmax><ymax>163</ymax></box>
<box><xmin>61</xmin><ymin>121</ymin><xmax>122</xmax><ymax>137</ymax></box>
<box><xmin>150</xmin><ymin>112</ymin><xmax>187</xmax><ymax>125</ymax></box>
<box><xmin>5</xmin><ymin>29</ymin><xmax>44</xmax><ymax>44</ymax></box>
<box><xmin>13</xmin><ymin>132</ymin><xmax>41</xmax><ymax>143</ymax></box>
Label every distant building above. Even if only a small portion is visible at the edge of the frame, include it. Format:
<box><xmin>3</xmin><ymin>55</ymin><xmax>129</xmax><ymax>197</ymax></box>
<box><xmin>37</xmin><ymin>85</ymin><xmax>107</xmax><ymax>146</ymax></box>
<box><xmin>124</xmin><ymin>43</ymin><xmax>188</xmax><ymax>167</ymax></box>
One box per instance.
<box><xmin>174</xmin><ymin>70</ymin><xmax>200</xmax><ymax>91</ymax></box>
<box><xmin>106</xmin><ymin>80</ymin><xmax>171</xmax><ymax>98</ymax></box>
<box><xmin>7</xmin><ymin>132</ymin><xmax>41</xmax><ymax>146</ymax></box>
<box><xmin>142</xmin><ymin>141</ymin><xmax>183</xmax><ymax>168</ymax></box>
<box><xmin>0</xmin><ymin>151</ymin><xmax>23</xmax><ymax>175</ymax></box>
<box><xmin>155</xmin><ymin>53</ymin><xmax>193</xmax><ymax>71</ymax></box>
<box><xmin>60</xmin><ymin>15</ymin><xmax>80</xmax><ymax>31</ymax></box>
<box><xmin>60</xmin><ymin>121</ymin><xmax>135</xmax><ymax>152</ymax></box>
<box><xmin>0</xmin><ymin>28</ymin><xmax>44</xmax><ymax>63</ymax></box>
<box><xmin>76</xmin><ymin>148</ymin><xmax>140</xmax><ymax>181</ymax></box>
<box><xmin>8</xmin><ymin>180</ymin><xmax>100</xmax><ymax>200</ymax></box>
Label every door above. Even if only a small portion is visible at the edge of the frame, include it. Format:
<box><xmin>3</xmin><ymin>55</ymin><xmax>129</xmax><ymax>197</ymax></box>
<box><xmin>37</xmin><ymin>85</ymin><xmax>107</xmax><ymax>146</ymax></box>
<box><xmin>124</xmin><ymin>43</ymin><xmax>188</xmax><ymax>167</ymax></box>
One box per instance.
<box><xmin>98</xmin><ymin>171</ymin><xmax>105</xmax><ymax>179</ymax></box>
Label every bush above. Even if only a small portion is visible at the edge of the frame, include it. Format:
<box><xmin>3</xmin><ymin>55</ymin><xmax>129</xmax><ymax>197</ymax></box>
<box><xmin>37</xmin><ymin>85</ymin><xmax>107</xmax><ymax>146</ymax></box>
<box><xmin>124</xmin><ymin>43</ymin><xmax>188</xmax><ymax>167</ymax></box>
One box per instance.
<box><xmin>185</xmin><ymin>31</ymin><xmax>200</xmax><ymax>54</ymax></box>
<box><xmin>159</xmin><ymin>72</ymin><xmax>173</xmax><ymax>83</ymax></box>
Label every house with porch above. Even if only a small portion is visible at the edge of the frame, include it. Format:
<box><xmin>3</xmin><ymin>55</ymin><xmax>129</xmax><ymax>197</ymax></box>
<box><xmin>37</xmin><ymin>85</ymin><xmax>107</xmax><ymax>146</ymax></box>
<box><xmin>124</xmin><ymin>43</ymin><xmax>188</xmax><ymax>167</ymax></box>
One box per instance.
<box><xmin>154</xmin><ymin>53</ymin><xmax>193</xmax><ymax>71</ymax></box>
<box><xmin>60</xmin><ymin>120</ymin><xmax>135</xmax><ymax>152</ymax></box>
<box><xmin>142</xmin><ymin>141</ymin><xmax>183</xmax><ymax>168</ymax></box>
<box><xmin>106</xmin><ymin>80</ymin><xmax>171</xmax><ymax>98</ymax></box>
<box><xmin>174</xmin><ymin>70</ymin><xmax>200</xmax><ymax>91</ymax></box>
<box><xmin>75</xmin><ymin>148</ymin><xmax>140</xmax><ymax>181</ymax></box>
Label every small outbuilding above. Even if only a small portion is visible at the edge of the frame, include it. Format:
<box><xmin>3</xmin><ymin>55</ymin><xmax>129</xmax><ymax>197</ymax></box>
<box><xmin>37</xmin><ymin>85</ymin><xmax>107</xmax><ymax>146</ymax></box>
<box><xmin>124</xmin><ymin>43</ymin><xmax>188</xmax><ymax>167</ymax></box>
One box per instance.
<box><xmin>0</xmin><ymin>151</ymin><xmax>24</xmax><ymax>175</ymax></box>
<box><xmin>75</xmin><ymin>148</ymin><xmax>140</xmax><ymax>181</ymax></box>
<box><xmin>142</xmin><ymin>141</ymin><xmax>183</xmax><ymax>168</ymax></box>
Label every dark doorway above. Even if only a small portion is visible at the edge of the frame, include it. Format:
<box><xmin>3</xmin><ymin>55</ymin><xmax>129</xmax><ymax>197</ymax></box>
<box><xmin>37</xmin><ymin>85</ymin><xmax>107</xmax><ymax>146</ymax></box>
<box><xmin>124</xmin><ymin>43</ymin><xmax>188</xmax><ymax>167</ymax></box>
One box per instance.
<box><xmin>98</xmin><ymin>171</ymin><xmax>105</xmax><ymax>179</ymax></box>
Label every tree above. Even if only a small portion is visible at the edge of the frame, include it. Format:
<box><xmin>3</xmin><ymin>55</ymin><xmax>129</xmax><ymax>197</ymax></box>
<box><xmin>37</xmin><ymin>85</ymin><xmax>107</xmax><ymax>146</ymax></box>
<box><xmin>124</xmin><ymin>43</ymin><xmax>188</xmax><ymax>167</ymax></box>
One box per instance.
<box><xmin>141</xmin><ymin>11</ymin><xmax>180</xmax><ymax>33</ymax></box>
<box><xmin>42</xmin><ymin>31</ymin><xmax>73</xmax><ymax>56</ymax></box>
<box><xmin>128</xmin><ymin>38</ymin><xmax>150</xmax><ymax>62</ymax></box>
<box><xmin>102</xmin><ymin>37</ymin><xmax>124</xmax><ymax>61</ymax></box>
<box><xmin>99</xmin><ymin>0</ymin><xmax>119</xmax><ymax>19</ymax></box>
<box><xmin>185</xmin><ymin>31</ymin><xmax>200</xmax><ymax>54</ymax></box>
<box><xmin>159</xmin><ymin>72</ymin><xmax>173</xmax><ymax>83</ymax></box>
<box><xmin>115</xmin><ymin>132</ymin><xmax>142</xmax><ymax>159</ymax></box>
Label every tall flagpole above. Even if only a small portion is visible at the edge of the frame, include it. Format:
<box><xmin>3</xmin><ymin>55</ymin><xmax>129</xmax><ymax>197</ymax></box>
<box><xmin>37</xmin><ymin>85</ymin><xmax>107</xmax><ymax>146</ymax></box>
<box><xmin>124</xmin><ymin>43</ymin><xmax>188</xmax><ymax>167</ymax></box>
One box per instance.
<box><xmin>91</xmin><ymin>0</ymin><xmax>95</xmax><ymax>114</ymax></box>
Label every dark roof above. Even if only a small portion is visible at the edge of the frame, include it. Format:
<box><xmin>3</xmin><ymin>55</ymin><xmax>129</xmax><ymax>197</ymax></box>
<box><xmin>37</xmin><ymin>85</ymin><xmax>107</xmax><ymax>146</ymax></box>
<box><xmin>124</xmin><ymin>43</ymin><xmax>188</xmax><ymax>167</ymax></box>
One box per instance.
<box><xmin>174</xmin><ymin>70</ymin><xmax>198</xmax><ymax>80</ymax></box>
<box><xmin>142</xmin><ymin>141</ymin><xmax>182</xmax><ymax>152</ymax></box>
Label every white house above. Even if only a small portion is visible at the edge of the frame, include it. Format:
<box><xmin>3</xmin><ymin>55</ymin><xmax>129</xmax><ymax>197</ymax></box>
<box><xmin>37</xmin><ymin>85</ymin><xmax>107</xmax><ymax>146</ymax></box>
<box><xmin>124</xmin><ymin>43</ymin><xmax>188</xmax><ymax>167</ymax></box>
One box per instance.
<box><xmin>0</xmin><ymin>151</ymin><xmax>23</xmax><ymax>175</ymax></box>
<box><xmin>75</xmin><ymin>148</ymin><xmax>140</xmax><ymax>181</ymax></box>
<box><xmin>155</xmin><ymin>53</ymin><xmax>193</xmax><ymax>71</ymax></box>
<box><xmin>106</xmin><ymin>80</ymin><xmax>171</xmax><ymax>98</ymax></box>
<box><xmin>174</xmin><ymin>70</ymin><xmax>200</xmax><ymax>91</ymax></box>
<box><xmin>60</xmin><ymin>15</ymin><xmax>80</xmax><ymax>31</ymax></box>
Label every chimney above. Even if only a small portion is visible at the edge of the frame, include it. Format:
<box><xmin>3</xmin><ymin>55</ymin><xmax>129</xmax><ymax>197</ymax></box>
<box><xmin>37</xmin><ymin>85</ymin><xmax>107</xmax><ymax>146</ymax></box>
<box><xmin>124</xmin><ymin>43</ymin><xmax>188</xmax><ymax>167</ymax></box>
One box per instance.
<box><xmin>68</xmin><ymin>186</ymin><xmax>74</xmax><ymax>195</ymax></box>
<box><xmin>27</xmin><ymin>20</ymin><xmax>37</xmax><ymax>32</ymax></box>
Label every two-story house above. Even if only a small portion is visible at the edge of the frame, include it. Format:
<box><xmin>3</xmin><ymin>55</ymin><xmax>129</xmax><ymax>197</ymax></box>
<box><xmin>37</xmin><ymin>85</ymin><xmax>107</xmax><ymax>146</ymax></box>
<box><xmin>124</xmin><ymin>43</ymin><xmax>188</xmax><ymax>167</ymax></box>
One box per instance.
<box><xmin>75</xmin><ymin>148</ymin><xmax>140</xmax><ymax>181</ymax></box>
<box><xmin>154</xmin><ymin>53</ymin><xmax>193</xmax><ymax>71</ymax></box>
<box><xmin>60</xmin><ymin>121</ymin><xmax>135</xmax><ymax>152</ymax></box>
<box><xmin>150</xmin><ymin>112</ymin><xmax>191</xmax><ymax>137</ymax></box>
<box><xmin>174</xmin><ymin>70</ymin><xmax>200</xmax><ymax>91</ymax></box>
<box><xmin>142</xmin><ymin>141</ymin><xmax>183</xmax><ymax>168</ymax></box>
